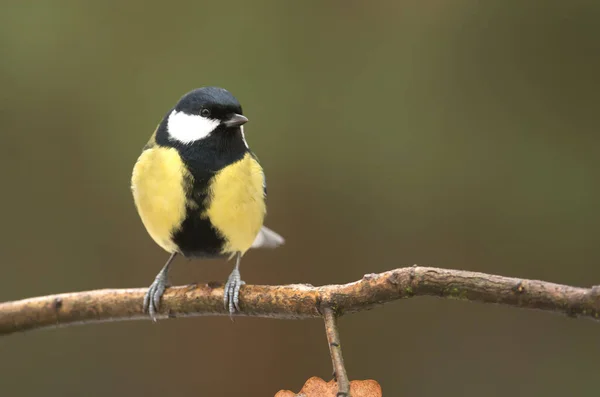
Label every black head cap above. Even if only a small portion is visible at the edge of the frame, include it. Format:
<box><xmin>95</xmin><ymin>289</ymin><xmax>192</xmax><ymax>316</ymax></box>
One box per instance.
<box><xmin>175</xmin><ymin>87</ymin><xmax>243</xmax><ymax>121</ymax></box>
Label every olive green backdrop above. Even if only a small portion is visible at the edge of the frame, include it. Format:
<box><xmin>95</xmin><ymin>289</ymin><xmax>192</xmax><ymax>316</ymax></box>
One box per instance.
<box><xmin>1</xmin><ymin>1</ymin><xmax>599</xmax><ymax>396</ymax></box>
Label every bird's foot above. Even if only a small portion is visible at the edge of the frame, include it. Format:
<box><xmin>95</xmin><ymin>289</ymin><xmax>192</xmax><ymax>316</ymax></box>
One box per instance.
<box><xmin>224</xmin><ymin>268</ymin><xmax>245</xmax><ymax>316</ymax></box>
<box><xmin>143</xmin><ymin>273</ymin><xmax>169</xmax><ymax>322</ymax></box>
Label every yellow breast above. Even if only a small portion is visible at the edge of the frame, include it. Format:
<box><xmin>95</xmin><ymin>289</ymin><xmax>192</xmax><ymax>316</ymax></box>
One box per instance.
<box><xmin>131</xmin><ymin>147</ymin><xmax>189</xmax><ymax>253</ymax></box>
<box><xmin>206</xmin><ymin>152</ymin><xmax>266</xmax><ymax>255</ymax></box>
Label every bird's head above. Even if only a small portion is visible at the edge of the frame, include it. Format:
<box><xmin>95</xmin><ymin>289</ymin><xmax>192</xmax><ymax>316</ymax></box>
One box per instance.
<box><xmin>165</xmin><ymin>87</ymin><xmax>248</xmax><ymax>144</ymax></box>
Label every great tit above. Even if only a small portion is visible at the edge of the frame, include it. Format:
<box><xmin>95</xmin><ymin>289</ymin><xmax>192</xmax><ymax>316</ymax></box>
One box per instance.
<box><xmin>131</xmin><ymin>86</ymin><xmax>284</xmax><ymax>320</ymax></box>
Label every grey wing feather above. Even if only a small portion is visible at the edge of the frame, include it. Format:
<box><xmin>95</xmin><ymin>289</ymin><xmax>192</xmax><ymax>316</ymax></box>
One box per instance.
<box><xmin>251</xmin><ymin>226</ymin><xmax>285</xmax><ymax>249</ymax></box>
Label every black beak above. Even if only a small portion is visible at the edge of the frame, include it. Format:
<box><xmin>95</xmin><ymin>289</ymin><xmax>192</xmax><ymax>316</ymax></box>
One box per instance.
<box><xmin>222</xmin><ymin>113</ymin><xmax>248</xmax><ymax>128</ymax></box>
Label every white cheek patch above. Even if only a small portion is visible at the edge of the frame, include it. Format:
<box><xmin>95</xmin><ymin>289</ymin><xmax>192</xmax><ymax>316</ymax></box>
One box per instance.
<box><xmin>240</xmin><ymin>125</ymin><xmax>249</xmax><ymax>149</ymax></box>
<box><xmin>167</xmin><ymin>110</ymin><xmax>220</xmax><ymax>144</ymax></box>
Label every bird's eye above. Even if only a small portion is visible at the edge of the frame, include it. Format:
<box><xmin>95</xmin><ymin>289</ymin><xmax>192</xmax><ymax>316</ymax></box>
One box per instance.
<box><xmin>200</xmin><ymin>108</ymin><xmax>211</xmax><ymax>117</ymax></box>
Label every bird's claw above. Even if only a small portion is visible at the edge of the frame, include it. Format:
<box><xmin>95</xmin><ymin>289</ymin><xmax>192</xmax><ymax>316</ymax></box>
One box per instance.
<box><xmin>143</xmin><ymin>274</ymin><xmax>169</xmax><ymax>322</ymax></box>
<box><xmin>224</xmin><ymin>268</ymin><xmax>245</xmax><ymax>317</ymax></box>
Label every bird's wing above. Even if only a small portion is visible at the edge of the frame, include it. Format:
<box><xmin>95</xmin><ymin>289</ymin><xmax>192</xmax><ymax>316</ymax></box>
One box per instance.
<box><xmin>248</xmin><ymin>152</ymin><xmax>283</xmax><ymax>249</ymax></box>
<box><xmin>251</xmin><ymin>226</ymin><xmax>285</xmax><ymax>249</ymax></box>
<box><xmin>250</xmin><ymin>151</ymin><xmax>267</xmax><ymax>198</ymax></box>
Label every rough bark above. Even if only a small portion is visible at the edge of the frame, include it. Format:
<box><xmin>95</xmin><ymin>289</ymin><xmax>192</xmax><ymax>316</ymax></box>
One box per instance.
<box><xmin>1</xmin><ymin>266</ymin><xmax>599</xmax><ymax>335</ymax></box>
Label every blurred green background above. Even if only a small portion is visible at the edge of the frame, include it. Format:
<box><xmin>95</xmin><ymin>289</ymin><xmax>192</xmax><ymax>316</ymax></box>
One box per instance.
<box><xmin>1</xmin><ymin>1</ymin><xmax>599</xmax><ymax>396</ymax></box>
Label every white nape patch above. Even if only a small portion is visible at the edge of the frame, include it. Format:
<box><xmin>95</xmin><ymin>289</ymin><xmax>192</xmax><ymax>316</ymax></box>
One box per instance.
<box><xmin>167</xmin><ymin>110</ymin><xmax>220</xmax><ymax>144</ymax></box>
<box><xmin>240</xmin><ymin>125</ymin><xmax>249</xmax><ymax>149</ymax></box>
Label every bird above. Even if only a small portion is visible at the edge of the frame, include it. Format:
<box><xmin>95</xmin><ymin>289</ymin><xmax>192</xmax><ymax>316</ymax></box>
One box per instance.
<box><xmin>131</xmin><ymin>86</ymin><xmax>284</xmax><ymax>321</ymax></box>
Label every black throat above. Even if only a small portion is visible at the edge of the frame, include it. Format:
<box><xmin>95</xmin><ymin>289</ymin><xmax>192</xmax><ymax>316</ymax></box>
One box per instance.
<box><xmin>155</xmin><ymin>113</ymin><xmax>248</xmax><ymax>179</ymax></box>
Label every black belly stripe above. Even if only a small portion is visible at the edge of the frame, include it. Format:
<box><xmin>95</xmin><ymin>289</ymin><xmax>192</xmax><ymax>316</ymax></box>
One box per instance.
<box><xmin>172</xmin><ymin>207</ymin><xmax>225</xmax><ymax>258</ymax></box>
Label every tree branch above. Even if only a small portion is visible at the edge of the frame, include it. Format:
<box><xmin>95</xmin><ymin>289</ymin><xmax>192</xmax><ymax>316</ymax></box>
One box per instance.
<box><xmin>323</xmin><ymin>306</ymin><xmax>350</xmax><ymax>397</ymax></box>
<box><xmin>1</xmin><ymin>265</ymin><xmax>599</xmax><ymax>336</ymax></box>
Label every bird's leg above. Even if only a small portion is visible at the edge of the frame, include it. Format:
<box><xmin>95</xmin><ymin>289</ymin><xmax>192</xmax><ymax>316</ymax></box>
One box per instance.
<box><xmin>143</xmin><ymin>252</ymin><xmax>177</xmax><ymax>322</ymax></box>
<box><xmin>224</xmin><ymin>252</ymin><xmax>245</xmax><ymax>317</ymax></box>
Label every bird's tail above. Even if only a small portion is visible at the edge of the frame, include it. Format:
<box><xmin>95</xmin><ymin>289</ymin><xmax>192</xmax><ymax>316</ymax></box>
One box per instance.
<box><xmin>251</xmin><ymin>226</ymin><xmax>285</xmax><ymax>249</ymax></box>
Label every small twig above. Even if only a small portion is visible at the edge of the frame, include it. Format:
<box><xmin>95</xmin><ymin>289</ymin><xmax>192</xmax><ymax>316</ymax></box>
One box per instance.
<box><xmin>323</xmin><ymin>306</ymin><xmax>350</xmax><ymax>397</ymax></box>
<box><xmin>1</xmin><ymin>266</ymin><xmax>599</xmax><ymax>336</ymax></box>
